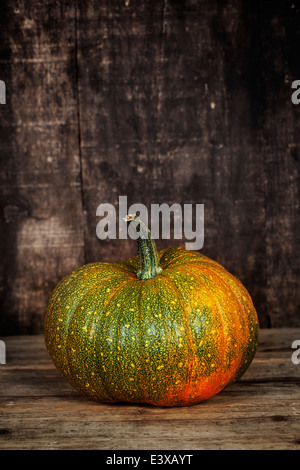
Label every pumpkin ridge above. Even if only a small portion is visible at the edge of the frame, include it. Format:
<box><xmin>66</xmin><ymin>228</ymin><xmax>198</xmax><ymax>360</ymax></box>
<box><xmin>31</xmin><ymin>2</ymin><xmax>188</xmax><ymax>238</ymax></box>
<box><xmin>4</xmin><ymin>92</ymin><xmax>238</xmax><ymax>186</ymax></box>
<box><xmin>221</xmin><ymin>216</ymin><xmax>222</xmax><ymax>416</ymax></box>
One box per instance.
<box><xmin>150</xmin><ymin>277</ymin><xmax>175</xmax><ymax>406</ymax></box>
<box><xmin>46</xmin><ymin>264</ymin><xmax>135</xmax><ymax>334</ymax></box>
<box><xmin>160</xmin><ymin>252</ymin><xmax>190</xmax><ymax>268</ymax></box>
<box><xmin>45</xmin><ymin>266</ymin><xmax>90</xmax><ymax>315</ymax></box>
<box><xmin>159</xmin><ymin>271</ymin><xmax>197</xmax><ymax>403</ymax></box>
<box><xmin>138</xmin><ymin>280</ymin><xmax>175</xmax><ymax>405</ymax></box>
<box><xmin>114</xmin><ymin>258</ymin><xmax>139</xmax><ymax>273</ymax></box>
<box><xmin>67</xmin><ymin>301</ymin><xmax>112</xmax><ymax>401</ymax></box>
<box><xmin>50</xmin><ymin>272</ymin><xmax>132</xmax><ymax>340</ymax></box>
<box><xmin>159</xmin><ymin>250</ymin><xmax>217</xmax><ymax>270</ymax></box>
<box><xmin>200</xmin><ymin>262</ymin><xmax>259</xmax><ymax>378</ymax></box>
<box><xmin>137</xmin><ymin>283</ymin><xmax>148</xmax><ymax>403</ymax></box>
<box><xmin>71</xmin><ymin>276</ymin><xmax>139</xmax><ymax>402</ymax></box>
<box><xmin>104</xmin><ymin>278</ymin><xmax>142</xmax><ymax>402</ymax></box>
<box><xmin>64</xmin><ymin>275</ymin><xmax>137</xmax><ymax>395</ymax></box>
<box><xmin>45</xmin><ymin>268</ymin><xmax>130</xmax><ymax>373</ymax></box>
<box><xmin>177</xmin><ymin>264</ymin><xmax>233</xmax><ymax>394</ymax></box>
<box><xmin>183</xmin><ymin>261</ymin><xmax>256</xmax><ymax>379</ymax></box>
<box><xmin>159</xmin><ymin>250</ymin><xmax>199</xmax><ymax>269</ymax></box>
<box><xmin>186</xmin><ymin>261</ymin><xmax>252</xmax><ymax>339</ymax></box>
<box><xmin>88</xmin><ymin>303</ymin><xmax>117</xmax><ymax>401</ymax></box>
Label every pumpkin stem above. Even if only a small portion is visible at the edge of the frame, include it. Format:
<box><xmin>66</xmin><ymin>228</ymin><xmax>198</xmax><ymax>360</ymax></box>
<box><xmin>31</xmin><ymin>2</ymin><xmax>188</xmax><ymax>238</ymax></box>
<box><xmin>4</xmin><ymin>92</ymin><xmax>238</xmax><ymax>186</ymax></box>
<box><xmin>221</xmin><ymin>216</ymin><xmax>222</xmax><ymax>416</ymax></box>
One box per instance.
<box><xmin>124</xmin><ymin>214</ymin><xmax>163</xmax><ymax>280</ymax></box>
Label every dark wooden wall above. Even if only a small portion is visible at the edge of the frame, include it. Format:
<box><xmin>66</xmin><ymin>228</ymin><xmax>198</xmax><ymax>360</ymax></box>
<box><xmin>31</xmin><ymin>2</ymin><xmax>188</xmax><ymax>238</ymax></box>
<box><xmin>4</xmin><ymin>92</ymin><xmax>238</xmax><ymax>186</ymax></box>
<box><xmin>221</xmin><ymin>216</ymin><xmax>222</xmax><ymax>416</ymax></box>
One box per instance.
<box><xmin>0</xmin><ymin>0</ymin><xmax>299</xmax><ymax>334</ymax></box>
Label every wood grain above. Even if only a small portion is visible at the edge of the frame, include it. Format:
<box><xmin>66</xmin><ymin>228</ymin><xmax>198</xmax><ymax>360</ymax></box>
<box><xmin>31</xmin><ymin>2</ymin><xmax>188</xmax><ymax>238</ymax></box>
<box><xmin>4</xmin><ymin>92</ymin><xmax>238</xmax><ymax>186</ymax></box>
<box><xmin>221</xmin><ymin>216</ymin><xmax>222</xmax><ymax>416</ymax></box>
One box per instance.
<box><xmin>0</xmin><ymin>328</ymin><xmax>300</xmax><ymax>450</ymax></box>
<box><xmin>0</xmin><ymin>1</ymin><xmax>299</xmax><ymax>332</ymax></box>
<box><xmin>0</xmin><ymin>2</ymin><xmax>85</xmax><ymax>334</ymax></box>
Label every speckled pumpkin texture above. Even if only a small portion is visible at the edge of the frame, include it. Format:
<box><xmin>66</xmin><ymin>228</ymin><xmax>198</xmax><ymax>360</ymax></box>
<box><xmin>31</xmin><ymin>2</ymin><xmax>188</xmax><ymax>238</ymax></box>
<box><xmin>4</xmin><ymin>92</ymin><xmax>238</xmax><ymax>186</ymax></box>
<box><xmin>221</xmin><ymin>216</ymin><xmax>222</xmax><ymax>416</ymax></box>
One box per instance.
<box><xmin>44</xmin><ymin>247</ymin><xmax>259</xmax><ymax>406</ymax></box>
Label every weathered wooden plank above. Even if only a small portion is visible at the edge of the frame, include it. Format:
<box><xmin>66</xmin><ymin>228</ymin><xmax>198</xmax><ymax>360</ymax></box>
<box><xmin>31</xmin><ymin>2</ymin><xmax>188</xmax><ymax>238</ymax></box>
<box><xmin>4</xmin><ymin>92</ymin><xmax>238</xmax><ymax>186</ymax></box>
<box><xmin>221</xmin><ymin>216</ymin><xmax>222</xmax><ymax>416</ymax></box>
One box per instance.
<box><xmin>258</xmin><ymin>1</ymin><xmax>300</xmax><ymax>328</ymax></box>
<box><xmin>1</xmin><ymin>376</ymin><xmax>300</xmax><ymax>450</ymax></box>
<box><xmin>1</xmin><ymin>381</ymin><xmax>300</xmax><ymax>420</ymax></box>
<box><xmin>0</xmin><ymin>1</ymin><xmax>85</xmax><ymax>334</ymax></box>
<box><xmin>0</xmin><ymin>414</ymin><xmax>299</xmax><ymax>450</ymax></box>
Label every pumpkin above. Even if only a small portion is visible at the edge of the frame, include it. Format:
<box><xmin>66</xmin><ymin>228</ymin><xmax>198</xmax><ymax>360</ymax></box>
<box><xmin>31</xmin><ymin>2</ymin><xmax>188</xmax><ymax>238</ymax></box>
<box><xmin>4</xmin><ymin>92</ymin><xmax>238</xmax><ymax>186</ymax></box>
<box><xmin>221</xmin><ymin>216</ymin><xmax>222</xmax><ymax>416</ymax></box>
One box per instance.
<box><xmin>44</xmin><ymin>214</ymin><xmax>259</xmax><ymax>407</ymax></box>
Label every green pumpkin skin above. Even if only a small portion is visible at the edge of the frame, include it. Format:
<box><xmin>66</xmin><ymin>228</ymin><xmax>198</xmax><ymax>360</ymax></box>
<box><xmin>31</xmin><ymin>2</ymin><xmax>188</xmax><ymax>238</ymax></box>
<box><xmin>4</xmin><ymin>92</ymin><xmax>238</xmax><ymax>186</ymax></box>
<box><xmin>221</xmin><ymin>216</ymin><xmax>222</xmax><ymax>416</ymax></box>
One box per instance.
<box><xmin>44</xmin><ymin>244</ymin><xmax>259</xmax><ymax>407</ymax></box>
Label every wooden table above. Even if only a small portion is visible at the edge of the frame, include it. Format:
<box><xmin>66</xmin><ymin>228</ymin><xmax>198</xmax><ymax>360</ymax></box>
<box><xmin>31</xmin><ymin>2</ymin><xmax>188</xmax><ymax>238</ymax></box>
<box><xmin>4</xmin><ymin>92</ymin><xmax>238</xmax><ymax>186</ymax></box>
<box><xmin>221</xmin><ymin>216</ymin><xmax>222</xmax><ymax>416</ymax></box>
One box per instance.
<box><xmin>1</xmin><ymin>329</ymin><xmax>300</xmax><ymax>450</ymax></box>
